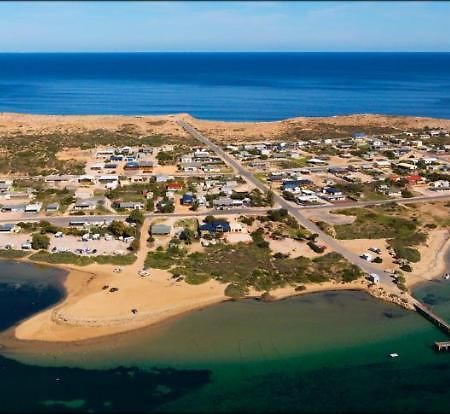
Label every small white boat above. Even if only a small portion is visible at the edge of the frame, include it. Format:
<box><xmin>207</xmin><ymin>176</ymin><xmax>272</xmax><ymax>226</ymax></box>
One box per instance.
<box><xmin>443</xmin><ymin>273</ymin><xmax>450</xmax><ymax>280</ymax></box>
<box><xmin>389</xmin><ymin>353</ymin><xmax>399</xmax><ymax>358</ymax></box>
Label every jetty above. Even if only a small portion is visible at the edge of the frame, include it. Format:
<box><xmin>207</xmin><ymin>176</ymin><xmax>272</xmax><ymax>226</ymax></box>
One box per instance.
<box><xmin>413</xmin><ymin>299</ymin><xmax>450</xmax><ymax>352</ymax></box>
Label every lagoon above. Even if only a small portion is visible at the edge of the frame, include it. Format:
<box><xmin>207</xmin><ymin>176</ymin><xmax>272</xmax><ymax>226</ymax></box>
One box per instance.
<box><xmin>0</xmin><ymin>262</ymin><xmax>449</xmax><ymax>413</ymax></box>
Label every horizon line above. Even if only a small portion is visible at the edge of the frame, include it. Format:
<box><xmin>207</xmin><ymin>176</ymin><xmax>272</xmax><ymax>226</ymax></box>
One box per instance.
<box><xmin>1</xmin><ymin>51</ymin><xmax>450</xmax><ymax>54</ymax></box>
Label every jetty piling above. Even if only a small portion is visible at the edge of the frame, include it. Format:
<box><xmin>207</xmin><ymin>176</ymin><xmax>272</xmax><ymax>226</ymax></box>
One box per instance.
<box><xmin>413</xmin><ymin>300</ymin><xmax>450</xmax><ymax>352</ymax></box>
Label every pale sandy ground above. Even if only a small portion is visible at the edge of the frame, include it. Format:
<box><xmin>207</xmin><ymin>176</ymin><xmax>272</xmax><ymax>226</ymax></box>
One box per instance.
<box><xmin>12</xmin><ymin>221</ymin><xmax>424</xmax><ymax>343</ymax></box>
<box><xmin>338</xmin><ymin>238</ymin><xmax>396</xmax><ymax>272</ymax></box>
<box><xmin>407</xmin><ymin>229</ymin><xmax>450</xmax><ymax>286</ymax></box>
<box><xmin>268</xmin><ymin>238</ymin><xmax>321</xmax><ymax>259</ymax></box>
<box><xmin>14</xmin><ymin>218</ymin><xmax>227</xmax><ymax>342</ymax></box>
<box><xmin>2</xmin><ymin>112</ymin><xmax>450</xmax><ymax>144</ymax></box>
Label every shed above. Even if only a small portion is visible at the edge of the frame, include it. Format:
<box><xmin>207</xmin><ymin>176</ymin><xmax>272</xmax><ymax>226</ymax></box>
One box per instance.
<box><xmin>151</xmin><ymin>224</ymin><xmax>172</xmax><ymax>235</ymax></box>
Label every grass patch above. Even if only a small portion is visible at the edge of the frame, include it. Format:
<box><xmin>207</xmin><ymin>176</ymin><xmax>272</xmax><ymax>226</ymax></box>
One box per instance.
<box><xmin>165</xmin><ymin>242</ymin><xmax>362</xmax><ymax>292</ymax></box>
<box><xmin>0</xmin><ymin>249</ymin><xmax>29</xmax><ymax>259</ymax></box>
<box><xmin>30</xmin><ymin>251</ymin><xmax>136</xmax><ymax>266</ymax></box>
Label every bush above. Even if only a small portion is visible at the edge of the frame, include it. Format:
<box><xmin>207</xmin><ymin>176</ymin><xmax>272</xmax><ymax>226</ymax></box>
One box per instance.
<box><xmin>295</xmin><ymin>285</ymin><xmax>306</xmax><ymax>292</ymax></box>
<box><xmin>126</xmin><ymin>209</ymin><xmax>144</xmax><ymax>226</ymax></box>
<box><xmin>307</xmin><ymin>241</ymin><xmax>325</xmax><ymax>254</ymax></box>
<box><xmin>31</xmin><ymin>233</ymin><xmax>50</xmax><ymax>250</ymax></box>
<box><xmin>372</xmin><ymin>256</ymin><xmax>383</xmax><ymax>263</ymax></box>
<box><xmin>224</xmin><ymin>283</ymin><xmax>249</xmax><ymax>299</ymax></box>
<box><xmin>400</xmin><ymin>264</ymin><xmax>412</xmax><ymax>272</ymax></box>
<box><xmin>394</xmin><ymin>246</ymin><xmax>421</xmax><ymax>263</ymax></box>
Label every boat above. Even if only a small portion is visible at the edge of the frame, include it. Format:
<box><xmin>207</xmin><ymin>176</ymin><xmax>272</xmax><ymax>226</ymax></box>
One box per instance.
<box><xmin>389</xmin><ymin>353</ymin><xmax>399</xmax><ymax>358</ymax></box>
<box><xmin>443</xmin><ymin>273</ymin><xmax>450</xmax><ymax>280</ymax></box>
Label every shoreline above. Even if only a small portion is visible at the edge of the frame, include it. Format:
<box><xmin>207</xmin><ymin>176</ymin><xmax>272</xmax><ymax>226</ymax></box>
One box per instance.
<box><xmin>0</xmin><ymin>253</ymin><xmax>415</xmax><ymax>345</ymax></box>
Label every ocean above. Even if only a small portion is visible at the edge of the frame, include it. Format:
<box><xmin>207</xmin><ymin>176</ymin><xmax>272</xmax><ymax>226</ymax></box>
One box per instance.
<box><xmin>0</xmin><ymin>52</ymin><xmax>450</xmax><ymax>121</ymax></box>
<box><xmin>0</xmin><ymin>260</ymin><xmax>449</xmax><ymax>413</ymax></box>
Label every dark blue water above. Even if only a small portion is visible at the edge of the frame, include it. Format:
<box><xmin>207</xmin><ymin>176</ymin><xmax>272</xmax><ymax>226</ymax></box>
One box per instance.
<box><xmin>0</xmin><ymin>261</ymin><xmax>65</xmax><ymax>331</ymax></box>
<box><xmin>1</xmin><ymin>53</ymin><xmax>450</xmax><ymax>120</ymax></box>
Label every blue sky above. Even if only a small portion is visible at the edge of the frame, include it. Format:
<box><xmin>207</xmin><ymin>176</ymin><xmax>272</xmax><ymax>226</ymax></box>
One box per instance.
<box><xmin>0</xmin><ymin>1</ymin><xmax>449</xmax><ymax>52</ymax></box>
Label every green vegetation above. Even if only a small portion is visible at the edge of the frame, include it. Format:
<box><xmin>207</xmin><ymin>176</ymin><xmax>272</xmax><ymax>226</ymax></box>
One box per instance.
<box><xmin>334</xmin><ymin>207</ymin><xmax>419</xmax><ymax>240</ymax></box>
<box><xmin>0</xmin><ymin>127</ymin><xmax>194</xmax><ymax>175</ymax></box>
<box><xmin>224</xmin><ymin>283</ymin><xmax>249</xmax><ymax>299</ymax></box>
<box><xmin>148</xmin><ymin>241</ymin><xmax>363</xmax><ymax>294</ymax></box>
<box><xmin>392</xmin><ymin>245</ymin><xmax>421</xmax><ymax>263</ymax></box>
<box><xmin>0</xmin><ymin>249</ymin><xmax>29</xmax><ymax>259</ymax></box>
<box><xmin>31</xmin><ymin>233</ymin><xmax>50</xmax><ymax>250</ymax></box>
<box><xmin>144</xmin><ymin>246</ymin><xmax>186</xmax><ymax>270</ymax></box>
<box><xmin>30</xmin><ymin>251</ymin><xmax>137</xmax><ymax>266</ymax></box>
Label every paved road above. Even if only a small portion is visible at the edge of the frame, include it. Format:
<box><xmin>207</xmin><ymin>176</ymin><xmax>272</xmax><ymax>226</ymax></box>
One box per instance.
<box><xmin>178</xmin><ymin>120</ymin><xmax>398</xmax><ymax>287</ymax></box>
<box><xmin>0</xmin><ymin>207</ymin><xmax>270</xmax><ymax>226</ymax></box>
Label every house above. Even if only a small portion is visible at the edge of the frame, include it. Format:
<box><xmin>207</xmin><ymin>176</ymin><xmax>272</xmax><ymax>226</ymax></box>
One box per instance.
<box><xmin>96</xmin><ymin>148</ymin><xmax>115</xmax><ymax>159</ymax></box>
<box><xmin>151</xmin><ymin>224</ymin><xmax>171</xmax><ymax>235</ymax></box>
<box><xmin>321</xmin><ymin>187</ymin><xmax>346</xmax><ymax>201</ymax></box>
<box><xmin>396</xmin><ymin>162</ymin><xmax>417</xmax><ymax>171</ymax></box>
<box><xmin>73</xmin><ymin>199</ymin><xmax>97</xmax><ymax>211</ymax></box>
<box><xmin>296</xmin><ymin>194</ymin><xmax>319</xmax><ymax>205</ymax></box>
<box><xmin>429</xmin><ymin>180</ymin><xmax>450</xmax><ymax>191</ymax></box>
<box><xmin>90</xmin><ymin>163</ymin><xmax>104</xmax><ymax>171</ymax></box>
<box><xmin>98</xmin><ymin>175</ymin><xmax>119</xmax><ymax>184</ymax></box>
<box><xmin>139</xmin><ymin>146</ymin><xmax>154</xmax><ymax>155</ymax></box>
<box><xmin>46</xmin><ymin>202</ymin><xmax>60</xmax><ymax>213</ymax></box>
<box><xmin>374</xmin><ymin>160</ymin><xmax>391</xmax><ymax>169</ymax></box>
<box><xmin>181</xmin><ymin>193</ymin><xmax>194</xmax><ymax>205</ymax></box>
<box><xmin>199</xmin><ymin>221</ymin><xmax>231</xmax><ymax>236</ymax></box>
<box><xmin>124</xmin><ymin>161</ymin><xmax>140</xmax><ymax>170</ymax></box>
<box><xmin>213</xmin><ymin>197</ymin><xmax>243</xmax><ymax>209</ymax></box>
<box><xmin>282</xmin><ymin>179</ymin><xmax>313</xmax><ymax>191</ymax></box>
<box><xmin>117</xmin><ymin>201</ymin><xmax>144</xmax><ymax>210</ymax></box>
<box><xmin>78</xmin><ymin>175</ymin><xmax>96</xmax><ymax>184</ymax></box>
<box><xmin>405</xmin><ymin>175</ymin><xmax>425</xmax><ymax>185</ymax></box>
<box><xmin>1</xmin><ymin>203</ymin><xmax>26</xmax><ymax>213</ymax></box>
<box><xmin>307</xmin><ymin>158</ymin><xmax>328</xmax><ymax>165</ymax></box>
<box><xmin>166</xmin><ymin>182</ymin><xmax>183</xmax><ymax>192</ymax></box>
<box><xmin>25</xmin><ymin>202</ymin><xmax>42</xmax><ymax>213</ymax></box>
<box><xmin>0</xmin><ymin>223</ymin><xmax>20</xmax><ymax>233</ymax></box>
<box><xmin>138</xmin><ymin>161</ymin><xmax>153</xmax><ymax>172</ymax></box>
<box><xmin>352</xmin><ymin>132</ymin><xmax>367</xmax><ymax>139</ymax></box>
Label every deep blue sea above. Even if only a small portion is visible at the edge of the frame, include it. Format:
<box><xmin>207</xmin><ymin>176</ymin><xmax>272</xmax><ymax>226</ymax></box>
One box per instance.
<box><xmin>0</xmin><ymin>52</ymin><xmax>450</xmax><ymax>120</ymax></box>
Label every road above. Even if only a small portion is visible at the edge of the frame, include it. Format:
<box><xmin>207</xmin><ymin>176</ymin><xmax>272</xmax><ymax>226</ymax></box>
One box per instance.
<box><xmin>0</xmin><ymin>207</ymin><xmax>270</xmax><ymax>227</ymax></box>
<box><xmin>177</xmin><ymin>120</ymin><xmax>399</xmax><ymax>287</ymax></box>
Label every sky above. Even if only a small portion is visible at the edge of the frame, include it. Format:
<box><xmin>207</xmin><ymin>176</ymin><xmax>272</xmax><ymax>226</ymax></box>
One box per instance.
<box><xmin>0</xmin><ymin>1</ymin><xmax>449</xmax><ymax>52</ymax></box>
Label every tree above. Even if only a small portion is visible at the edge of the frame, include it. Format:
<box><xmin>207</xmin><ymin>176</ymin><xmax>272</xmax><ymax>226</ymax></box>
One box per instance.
<box><xmin>204</xmin><ymin>215</ymin><xmax>217</xmax><ymax>224</ymax></box>
<box><xmin>146</xmin><ymin>198</ymin><xmax>154</xmax><ymax>212</ymax></box>
<box><xmin>127</xmin><ymin>209</ymin><xmax>144</xmax><ymax>226</ymax></box>
<box><xmin>180</xmin><ymin>228</ymin><xmax>196</xmax><ymax>244</ymax></box>
<box><xmin>108</xmin><ymin>220</ymin><xmax>128</xmax><ymax>237</ymax></box>
<box><xmin>266</xmin><ymin>190</ymin><xmax>275</xmax><ymax>207</ymax></box>
<box><xmin>31</xmin><ymin>233</ymin><xmax>50</xmax><ymax>250</ymax></box>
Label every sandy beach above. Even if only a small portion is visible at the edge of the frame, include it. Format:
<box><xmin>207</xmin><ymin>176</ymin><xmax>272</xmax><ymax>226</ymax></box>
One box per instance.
<box><xmin>9</xmin><ymin>219</ymin><xmax>448</xmax><ymax>343</ymax></box>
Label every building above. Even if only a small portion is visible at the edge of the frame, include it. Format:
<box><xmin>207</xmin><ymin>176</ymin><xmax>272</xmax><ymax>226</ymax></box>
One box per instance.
<box><xmin>321</xmin><ymin>187</ymin><xmax>346</xmax><ymax>201</ymax></box>
<box><xmin>151</xmin><ymin>224</ymin><xmax>172</xmax><ymax>235</ymax></box>
<box><xmin>1</xmin><ymin>204</ymin><xmax>26</xmax><ymax>213</ymax></box>
<box><xmin>25</xmin><ymin>202</ymin><xmax>42</xmax><ymax>213</ymax></box>
<box><xmin>46</xmin><ymin>203</ymin><xmax>60</xmax><ymax>213</ymax></box>
<box><xmin>0</xmin><ymin>223</ymin><xmax>20</xmax><ymax>233</ymax></box>
<box><xmin>117</xmin><ymin>201</ymin><xmax>144</xmax><ymax>210</ymax></box>
<box><xmin>166</xmin><ymin>182</ymin><xmax>183</xmax><ymax>192</ymax></box>
<box><xmin>199</xmin><ymin>220</ymin><xmax>231</xmax><ymax>236</ymax></box>
<box><xmin>213</xmin><ymin>197</ymin><xmax>243</xmax><ymax>208</ymax></box>
<box><xmin>429</xmin><ymin>180</ymin><xmax>450</xmax><ymax>191</ymax></box>
<box><xmin>74</xmin><ymin>199</ymin><xmax>97</xmax><ymax>211</ymax></box>
<box><xmin>181</xmin><ymin>193</ymin><xmax>194</xmax><ymax>205</ymax></box>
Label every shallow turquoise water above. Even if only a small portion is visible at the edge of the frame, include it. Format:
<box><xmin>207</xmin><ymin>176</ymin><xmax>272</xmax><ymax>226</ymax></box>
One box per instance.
<box><xmin>1</xmin><ymin>287</ymin><xmax>450</xmax><ymax>413</ymax></box>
